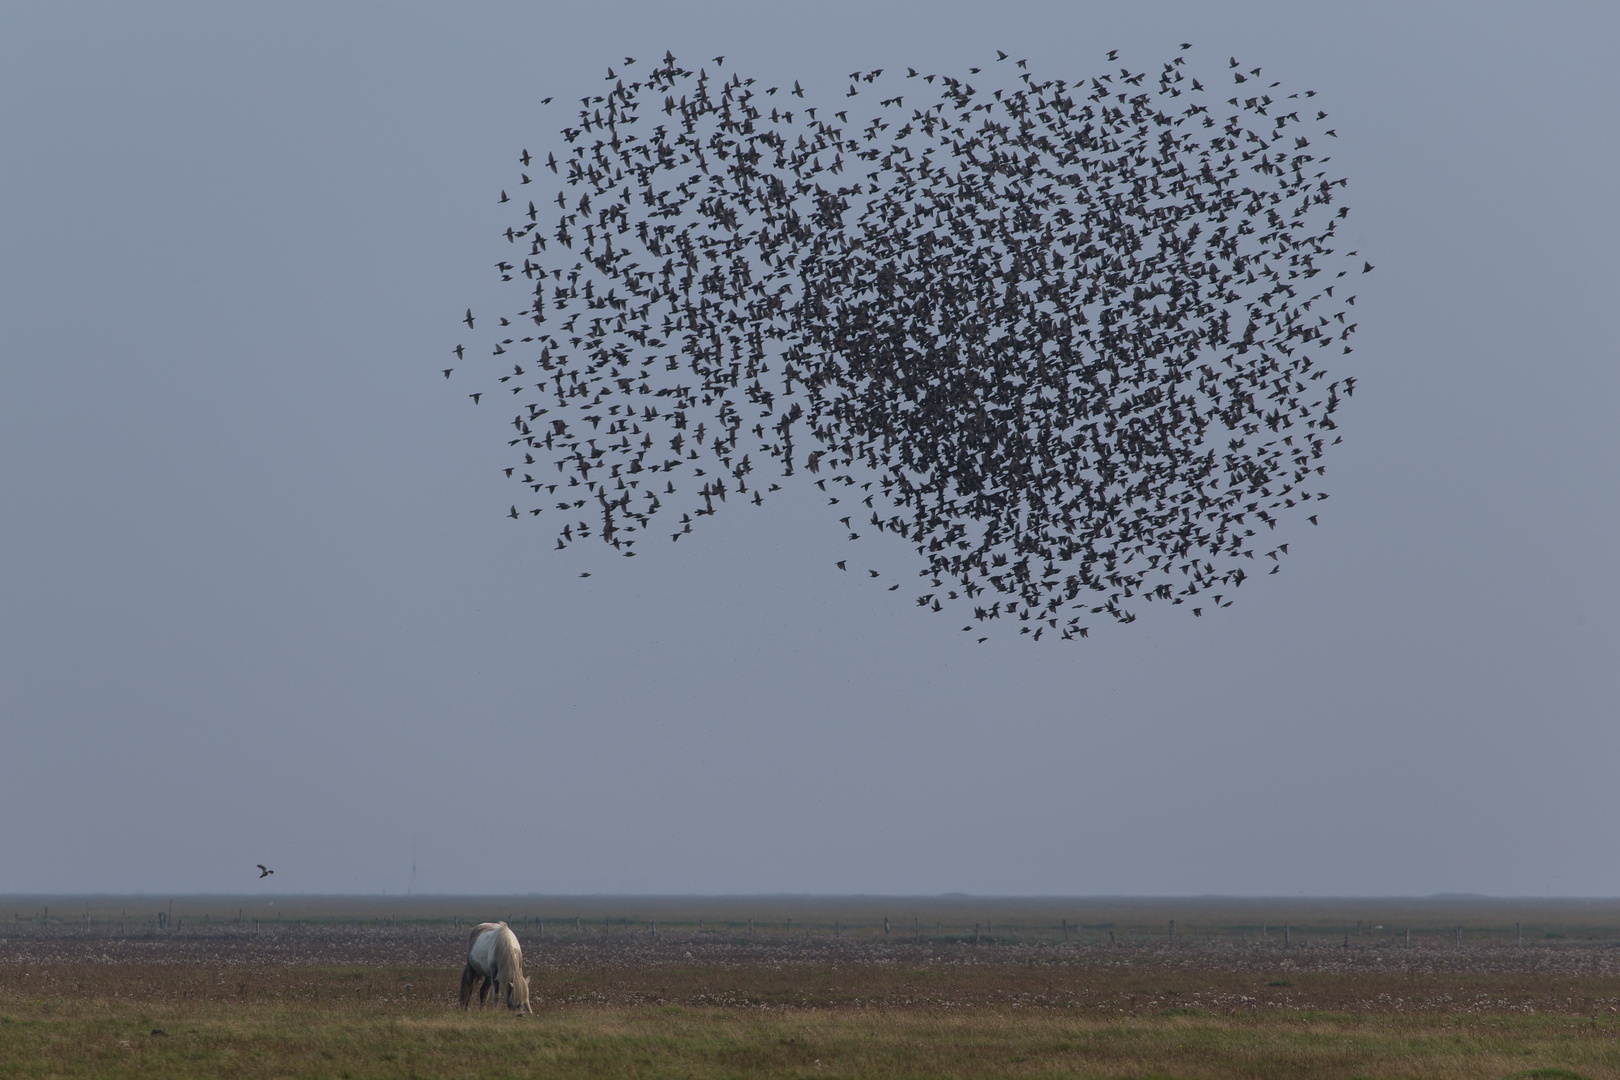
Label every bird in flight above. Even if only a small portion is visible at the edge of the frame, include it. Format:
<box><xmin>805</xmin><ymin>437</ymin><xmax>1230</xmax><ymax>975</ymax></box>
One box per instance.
<box><xmin>257</xmin><ymin>865</ymin><xmax>273</xmax><ymax>878</ymax></box>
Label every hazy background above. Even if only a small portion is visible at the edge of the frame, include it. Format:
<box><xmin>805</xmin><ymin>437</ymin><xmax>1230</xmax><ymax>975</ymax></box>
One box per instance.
<box><xmin>2</xmin><ymin>1</ymin><xmax>1615</xmax><ymax>898</ymax></box>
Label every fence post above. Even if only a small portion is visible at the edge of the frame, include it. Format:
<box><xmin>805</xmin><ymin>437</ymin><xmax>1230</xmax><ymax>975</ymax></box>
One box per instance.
<box><xmin>884</xmin><ymin>917</ymin><xmax>890</xmax><ymax>935</ymax></box>
<box><xmin>1062</xmin><ymin>918</ymin><xmax>1069</xmax><ymax>942</ymax></box>
<box><xmin>1283</xmin><ymin>922</ymin><xmax>1290</xmax><ymax>947</ymax></box>
<box><xmin>1169</xmin><ymin>919</ymin><xmax>1175</xmax><ymax>943</ymax></box>
<box><xmin>1516</xmin><ymin>921</ymin><xmax>1522</xmax><ymax>945</ymax></box>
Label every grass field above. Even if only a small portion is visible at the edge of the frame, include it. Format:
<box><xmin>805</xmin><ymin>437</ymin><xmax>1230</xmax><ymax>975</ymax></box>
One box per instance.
<box><xmin>4</xmin><ymin>896</ymin><xmax>1620</xmax><ymax>1078</ymax></box>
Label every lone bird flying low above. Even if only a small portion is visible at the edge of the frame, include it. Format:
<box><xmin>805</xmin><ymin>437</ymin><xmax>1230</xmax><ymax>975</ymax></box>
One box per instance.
<box><xmin>257</xmin><ymin>865</ymin><xmax>273</xmax><ymax>879</ymax></box>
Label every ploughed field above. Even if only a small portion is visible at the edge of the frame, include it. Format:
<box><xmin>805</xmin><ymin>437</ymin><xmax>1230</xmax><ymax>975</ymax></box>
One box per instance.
<box><xmin>4</xmin><ymin>896</ymin><xmax>1620</xmax><ymax>1078</ymax></box>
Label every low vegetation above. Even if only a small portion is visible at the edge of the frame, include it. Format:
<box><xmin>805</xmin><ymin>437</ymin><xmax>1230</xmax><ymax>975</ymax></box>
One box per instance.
<box><xmin>3</xmin><ymin>896</ymin><xmax>1619</xmax><ymax>1077</ymax></box>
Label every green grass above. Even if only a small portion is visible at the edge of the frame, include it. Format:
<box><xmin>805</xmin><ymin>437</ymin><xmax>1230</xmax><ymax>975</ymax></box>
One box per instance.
<box><xmin>4</xmin><ymin>963</ymin><xmax>1620</xmax><ymax>1078</ymax></box>
<box><xmin>5</xmin><ymin>1003</ymin><xmax>1619</xmax><ymax>1079</ymax></box>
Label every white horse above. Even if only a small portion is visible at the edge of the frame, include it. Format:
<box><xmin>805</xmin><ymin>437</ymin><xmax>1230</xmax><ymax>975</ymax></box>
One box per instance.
<box><xmin>458</xmin><ymin>921</ymin><xmax>532</xmax><ymax>1014</ymax></box>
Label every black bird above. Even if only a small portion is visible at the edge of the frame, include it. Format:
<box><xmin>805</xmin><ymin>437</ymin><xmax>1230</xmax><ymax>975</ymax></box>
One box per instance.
<box><xmin>257</xmin><ymin>865</ymin><xmax>273</xmax><ymax>878</ymax></box>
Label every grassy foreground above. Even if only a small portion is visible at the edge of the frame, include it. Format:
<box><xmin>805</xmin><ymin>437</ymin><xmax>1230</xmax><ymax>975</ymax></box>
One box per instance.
<box><xmin>4</xmin><ymin>965</ymin><xmax>1620</xmax><ymax>1079</ymax></box>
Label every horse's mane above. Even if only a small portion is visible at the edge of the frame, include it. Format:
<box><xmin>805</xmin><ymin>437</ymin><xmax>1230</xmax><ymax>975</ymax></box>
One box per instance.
<box><xmin>490</xmin><ymin>923</ymin><xmax>522</xmax><ymax>977</ymax></box>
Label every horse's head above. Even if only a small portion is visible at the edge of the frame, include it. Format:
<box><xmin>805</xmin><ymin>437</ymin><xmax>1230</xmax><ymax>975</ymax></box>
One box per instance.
<box><xmin>505</xmin><ymin>971</ymin><xmax>533</xmax><ymax>1015</ymax></box>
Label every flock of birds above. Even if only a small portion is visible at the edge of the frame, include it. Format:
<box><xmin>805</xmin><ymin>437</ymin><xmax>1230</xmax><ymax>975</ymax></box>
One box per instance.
<box><xmin>449</xmin><ymin>48</ymin><xmax>1365</xmax><ymax>641</ymax></box>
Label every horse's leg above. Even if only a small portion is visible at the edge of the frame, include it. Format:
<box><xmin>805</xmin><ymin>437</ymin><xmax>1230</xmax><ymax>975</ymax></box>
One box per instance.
<box><xmin>458</xmin><ymin>965</ymin><xmax>476</xmax><ymax>1009</ymax></box>
<box><xmin>478</xmin><ymin>973</ymin><xmax>492</xmax><ymax>1007</ymax></box>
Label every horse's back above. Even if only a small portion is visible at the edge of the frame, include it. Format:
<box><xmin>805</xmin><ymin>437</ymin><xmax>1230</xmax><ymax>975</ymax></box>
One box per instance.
<box><xmin>467</xmin><ymin>921</ymin><xmax>504</xmax><ymax>952</ymax></box>
<box><xmin>466</xmin><ymin>922</ymin><xmax>506</xmax><ymax>973</ymax></box>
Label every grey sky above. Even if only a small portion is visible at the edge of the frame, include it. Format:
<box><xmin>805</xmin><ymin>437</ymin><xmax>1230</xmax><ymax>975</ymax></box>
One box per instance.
<box><xmin>2</xmin><ymin>1</ymin><xmax>1616</xmax><ymax>897</ymax></box>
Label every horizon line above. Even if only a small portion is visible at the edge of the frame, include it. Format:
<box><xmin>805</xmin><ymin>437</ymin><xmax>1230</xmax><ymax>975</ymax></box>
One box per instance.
<box><xmin>2</xmin><ymin>892</ymin><xmax>1617</xmax><ymax>902</ymax></box>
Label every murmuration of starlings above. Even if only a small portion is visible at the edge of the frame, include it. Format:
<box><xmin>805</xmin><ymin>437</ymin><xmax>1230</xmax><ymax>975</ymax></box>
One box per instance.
<box><xmin>449</xmin><ymin>47</ymin><xmax>1368</xmax><ymax>642</ymax></box>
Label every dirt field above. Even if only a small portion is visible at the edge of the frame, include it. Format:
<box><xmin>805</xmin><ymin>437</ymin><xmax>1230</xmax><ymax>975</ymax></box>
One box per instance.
<box><xmin>4</xmin><ymin>896</ymin><xmax>1620</xmax><ymax>1078</ymax></box>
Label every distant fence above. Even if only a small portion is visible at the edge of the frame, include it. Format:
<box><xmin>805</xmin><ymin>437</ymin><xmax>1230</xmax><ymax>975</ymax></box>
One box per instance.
<box><xmin>7</xmin><ymin>897</ymin><xmax>1620</xmax><ymax>947</ymax></box>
